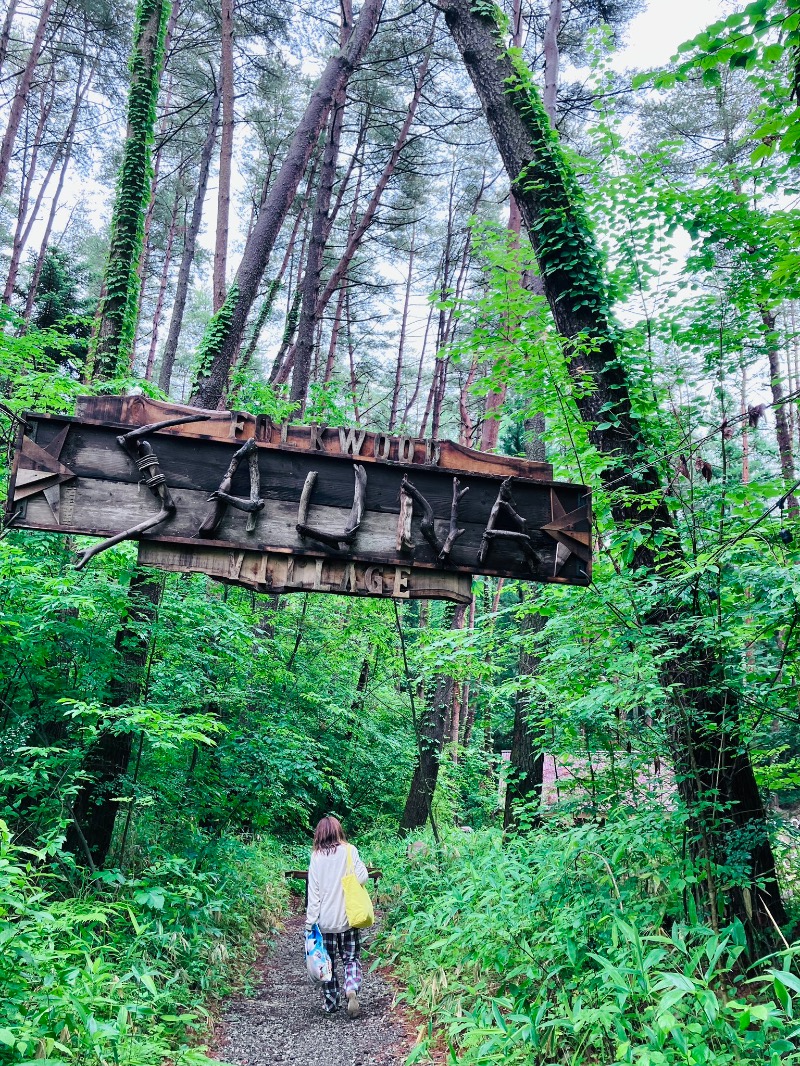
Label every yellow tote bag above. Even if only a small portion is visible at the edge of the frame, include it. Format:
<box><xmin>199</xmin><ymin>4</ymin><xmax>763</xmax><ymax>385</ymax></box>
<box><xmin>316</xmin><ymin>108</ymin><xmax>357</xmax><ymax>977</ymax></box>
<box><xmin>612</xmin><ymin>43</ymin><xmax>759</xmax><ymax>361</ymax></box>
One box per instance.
<box><xmin>341</xmin><ymin>845</ymin><xmax>374</xmax><ymax>929</ymax></box>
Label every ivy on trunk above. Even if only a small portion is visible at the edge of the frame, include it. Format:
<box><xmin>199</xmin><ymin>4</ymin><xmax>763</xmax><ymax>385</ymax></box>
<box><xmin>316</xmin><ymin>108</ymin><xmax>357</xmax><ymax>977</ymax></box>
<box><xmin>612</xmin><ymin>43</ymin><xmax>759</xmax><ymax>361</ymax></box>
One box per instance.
<box><xmin>87</xmin><ymin>0</ymin><xmax>170</xmax><ymax>382</ymax></box>
<box><xmin>441</xmin><ymin>0</ymin><xmax>786</xmax><ymax>938</ymax></box>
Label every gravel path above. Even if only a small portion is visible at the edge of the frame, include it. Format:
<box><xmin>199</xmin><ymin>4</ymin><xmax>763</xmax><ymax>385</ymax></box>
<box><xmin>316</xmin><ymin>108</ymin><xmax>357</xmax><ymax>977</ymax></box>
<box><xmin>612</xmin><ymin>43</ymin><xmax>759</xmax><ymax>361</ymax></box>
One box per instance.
<box><xmin>215</xmin><ymin>911</ymin><xmax>409</xmax><ymax>1066</ymax></box>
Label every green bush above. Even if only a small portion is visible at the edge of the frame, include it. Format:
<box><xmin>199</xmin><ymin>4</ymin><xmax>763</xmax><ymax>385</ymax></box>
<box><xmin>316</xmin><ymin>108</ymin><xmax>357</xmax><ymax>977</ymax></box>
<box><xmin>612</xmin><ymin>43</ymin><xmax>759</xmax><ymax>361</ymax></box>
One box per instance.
<box><xmin>378</xmin><ymin>814</ymin><xmax>800</xmax><ymax>1065</ymax></box>
<box><xmin>0</xmin><ymin>824</ymin><xmax>287</xmax><ymax>1066</ymax></box>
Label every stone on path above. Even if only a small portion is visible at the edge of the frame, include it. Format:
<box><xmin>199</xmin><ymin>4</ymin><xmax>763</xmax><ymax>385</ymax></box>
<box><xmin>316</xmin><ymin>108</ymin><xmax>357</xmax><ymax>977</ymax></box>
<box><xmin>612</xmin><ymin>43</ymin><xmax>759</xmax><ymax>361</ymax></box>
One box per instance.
<box><xmin>214</xmin><ymin>912</ymin><xmax>408</xmax><ymax>1066</ymax></box>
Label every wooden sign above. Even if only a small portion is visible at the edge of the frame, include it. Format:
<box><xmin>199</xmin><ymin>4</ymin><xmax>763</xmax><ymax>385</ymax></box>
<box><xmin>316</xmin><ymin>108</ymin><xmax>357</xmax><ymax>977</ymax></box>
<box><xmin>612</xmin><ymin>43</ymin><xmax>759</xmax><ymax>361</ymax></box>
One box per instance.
<box><xmin>4</xmin><ymin>396</ymin><xmax>592</xmax><ymax>601</ymax></box>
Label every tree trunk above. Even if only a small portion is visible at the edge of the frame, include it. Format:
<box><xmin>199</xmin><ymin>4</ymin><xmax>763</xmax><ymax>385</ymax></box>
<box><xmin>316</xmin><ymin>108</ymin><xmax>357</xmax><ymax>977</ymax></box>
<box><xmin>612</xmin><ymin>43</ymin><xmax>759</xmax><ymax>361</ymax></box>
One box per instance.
<box><xmin>290</xmin><ymin>3</ymin><xmax>351</xmax><ymax>412</ymax></box>
<box><xmin>480</xmin><ymin>192</ymin><xmax>520</xmax><ymax>451</ymax></box>
<box><xmin>479</xmin><ymin>0</ymin><xmax>527</xmax><ymax>451</ymax></box>
<box><xmin>136</xmin><ymin>69</ymin><xmax>172</xmax><ymax>348</ymax></box>
<box><xmin>65</xmin><ymin>8</ymin><xmax>171</xmax><ymax>859</ymax></box>
<box><xmin>345</xmin><ymin>284</ymin><xmax>360</xmax><ymax>420</ymax></box>
<box><xmin>66</xmin><ymin>572</ymin><xmax>161</xmax><ymax>866</ymax></box>
<box><xmin>503</xmin><ymin>594</ymin><xmax>546</xmax><ymax>829</ymax></box>
<box><xmin>741</xmin><ymin>364</ymin><xmax>750</xmax><ymax>485</ymax></box>
<box><xmin>426</xmin><ymin>225</ymin><xmax>474</xmax><ymax>439</ymax></box>
<box><xmin>389</xmin><ymin>227</ymin><xmax>415</xmax><ymax>430</ymax></box>
<box><xmin>0</xmin><ymin>0</ymin><xmax>55</xmax><ymax>197</ymax></box>
<box><xmin>3</xmin><ymin>75</ymin><xmax>55</xmax><ymax>303</ymax></box>
<box><xmin>236</xmin><ymin>278</ymin><xmax>281</xmax><ymax>378</ymax></box>
<box><xmin>235</xmin><ymin>153</ymin><xmax>320</xmax><ymax>382</ymax></box>
<box><xmin>213</xmin><ymin>0</ymin><xmax>234</xmax><ymax>312</ymax></box>
<box><xmin>400</xmin><ymin>603</ymin><xmax>466</xmax><ymax>833</ymax></box>
<box><xmin>23</xmin><ymin>53</ymin><xmax>98</xmax><ymax>321</ymax></box>
<box><xmin>312</xmin><ymin>26</ymin><xmax>435</xmax><ymax>328</ymax></box>
<box><xmin>158</xmin><ymin>87</ymin><xmax>220</xmax><ymax>393</ymax></box>
<box><xmin>190</xmin><ymin>0</ymin><xmax>382</xmax><ymax>410</ymax></box>
<box><xmin>442</xmin><ymin>0</ymin><xmax>786</xmax><ymax>934</ymax></box>
<box><xmin>450</xmin><ymin>681</ymin><xmax>462</xmax><ymax>762</ymax></box>
<box><xmin>761</xmin><ymin>306</ymin><xmax>798</xmax><ymax>516</ymax></box>
<box><xmin>323</xmin><ymin>281</ymin><xmax>347</xmax><ymax>382</ymax></box>
<box><xmin>88</xmin><ymin>0</ymin><xmax>171</xmax><ymax>382</ymax></box>
<box><xmin>269</xmin><ymin>286</ymin><xmax>302</xmax><ymax>383</ymax></box>
<box><xmin>144</xmin><ymin>181</ymin><xmax>181</xmax><ymax>380</ymax></box>
<box><xmin>14</xmin><ymin>81</ymin><xmax>64</xmax><ymax>250</ymax></box>
<box><xmin>542</xmin><ymin>0</ymin><xmax>562</xmax><ymax>122</ymax></box>
<box><xmin>0</xmin><ymin>0</ymin><xmax>19</xmax><ymax>80</ymax></box>
<box><xmin>403</xmin><ymin>297</ymin><xmax>435</xmax><ymax>426</ymax></box>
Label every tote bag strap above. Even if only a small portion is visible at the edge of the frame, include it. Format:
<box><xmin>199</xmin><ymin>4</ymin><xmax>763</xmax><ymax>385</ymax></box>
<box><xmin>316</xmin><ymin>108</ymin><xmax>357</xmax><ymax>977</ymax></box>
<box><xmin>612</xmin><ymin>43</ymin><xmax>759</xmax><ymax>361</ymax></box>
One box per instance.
<box><xmin>345</xmin><ymin>845</ymin><xmax>355</xmax><ymax>876</ymax></box>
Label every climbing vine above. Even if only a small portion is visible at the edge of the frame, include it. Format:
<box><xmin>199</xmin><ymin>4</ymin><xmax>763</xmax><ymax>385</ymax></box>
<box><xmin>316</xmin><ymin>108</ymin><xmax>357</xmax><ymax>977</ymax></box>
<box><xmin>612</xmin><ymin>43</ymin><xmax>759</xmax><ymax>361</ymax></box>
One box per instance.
<box><xmin>472</xmin><ymin>2</ymin><xmax>614</xmax><ymax>335</ymax></box>
<box><xmin>191</xmin><ymin>282</ymin><xmax>240</xmax><ymax>390</ymax></box>
<box><xmin>88</xmin><ymin>0</ymin><xmax>170</xmax><ymax>382</ymax></box>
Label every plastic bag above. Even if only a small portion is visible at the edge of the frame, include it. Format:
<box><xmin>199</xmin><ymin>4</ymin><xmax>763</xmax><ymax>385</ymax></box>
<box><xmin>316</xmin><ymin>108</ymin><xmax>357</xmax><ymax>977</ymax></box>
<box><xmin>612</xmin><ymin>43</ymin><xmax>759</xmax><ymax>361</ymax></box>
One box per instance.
<box><xmin>341</xmin><ymin>845</ymin><xmax>374</xmax><ymax>929</ymax></box>
<box><xmin>305</xmin><ymin>923</ymin><xmax>332</xmax><ymax>985</ymax></box>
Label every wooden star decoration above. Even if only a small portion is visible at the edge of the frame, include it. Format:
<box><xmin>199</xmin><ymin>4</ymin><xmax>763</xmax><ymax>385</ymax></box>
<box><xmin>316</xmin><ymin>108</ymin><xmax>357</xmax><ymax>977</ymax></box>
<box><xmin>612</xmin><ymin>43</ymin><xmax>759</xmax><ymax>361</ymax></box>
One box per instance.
<box><xmin>541</xmin><ymin>489</ymin><xmax>591</xmax><ymax>577</ymax></box>
<box><xmin>14</xmin><ymin>426</ymin><xmax>76</xmax><ymax>522</ymax></box>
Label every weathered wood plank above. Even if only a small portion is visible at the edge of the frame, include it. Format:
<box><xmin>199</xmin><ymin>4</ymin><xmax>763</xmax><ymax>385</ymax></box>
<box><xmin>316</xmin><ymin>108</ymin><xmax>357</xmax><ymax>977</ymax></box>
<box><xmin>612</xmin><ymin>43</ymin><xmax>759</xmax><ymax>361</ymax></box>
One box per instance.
<box><xmin>29</xmin><ymin>416</ymin><xmax>582</xmax><ymax>524</ymax></box>
<box><xmin>74</xmin><ymin>395</ymin><xmax>554</xmax><ymax>480</ymax></box>
<box><xmin>10</xmin><ymin>407</ymin><xmax>592</xmax><ymax>588</ymax></box>
<box><xmin>136</xmin><ymin>543</ymin><xmax>474</xmax><ymax>603</ymax></box>
<box><xmin>20</xmin><ymin>474</ymin><xmax>588</xmax><ymax>583</ymax></box>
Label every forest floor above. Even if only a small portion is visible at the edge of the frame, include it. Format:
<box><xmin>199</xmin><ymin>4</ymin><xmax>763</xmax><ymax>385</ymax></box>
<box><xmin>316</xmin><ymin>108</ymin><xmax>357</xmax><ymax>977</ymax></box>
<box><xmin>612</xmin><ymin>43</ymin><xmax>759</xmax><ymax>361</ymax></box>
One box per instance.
<box><xmin>213</xmin><ymin>906</ymin><xmax>412</xmax><ymax>1066</ymax></box>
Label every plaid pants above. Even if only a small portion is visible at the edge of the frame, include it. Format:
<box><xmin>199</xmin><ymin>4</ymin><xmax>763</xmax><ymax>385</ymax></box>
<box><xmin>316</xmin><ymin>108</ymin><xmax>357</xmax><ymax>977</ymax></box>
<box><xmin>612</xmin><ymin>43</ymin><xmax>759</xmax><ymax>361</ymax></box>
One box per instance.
<box><xmin>321</xmin><ymin>928</ymin><xmax>362</xmax><ymax>1009</ymax></box>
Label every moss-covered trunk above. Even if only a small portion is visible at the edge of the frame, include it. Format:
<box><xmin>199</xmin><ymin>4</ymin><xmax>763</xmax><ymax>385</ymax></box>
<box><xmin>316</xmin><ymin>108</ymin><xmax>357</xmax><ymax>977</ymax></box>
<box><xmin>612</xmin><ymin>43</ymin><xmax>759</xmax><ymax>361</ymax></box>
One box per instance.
<box><xmin>87</xmin><ymin>0</ymin><xmax>170</xmax><ymax>382</ymax></box>
<box><xmin>442</xmin><ymin>0</ymin><xmax>785</xmax><ymax>937</ymax></box>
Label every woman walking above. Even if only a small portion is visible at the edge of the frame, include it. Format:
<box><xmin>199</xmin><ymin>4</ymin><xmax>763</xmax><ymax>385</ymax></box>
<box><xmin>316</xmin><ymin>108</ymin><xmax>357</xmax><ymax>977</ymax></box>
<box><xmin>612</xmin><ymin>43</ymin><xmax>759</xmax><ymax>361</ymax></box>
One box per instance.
<box><xmin>306</xmin><ymin>815</ymin><xmax>369</xmax><ymax>1016</ymax></box>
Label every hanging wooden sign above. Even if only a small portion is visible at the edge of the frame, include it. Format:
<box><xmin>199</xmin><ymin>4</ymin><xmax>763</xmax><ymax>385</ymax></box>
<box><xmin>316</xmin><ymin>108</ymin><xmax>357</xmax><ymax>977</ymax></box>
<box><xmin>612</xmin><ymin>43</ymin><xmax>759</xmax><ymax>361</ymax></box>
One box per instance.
<box><xmin>4</xmin><ymin>396</ymin><xmax>592</xmax><ymax>601</ymax></box>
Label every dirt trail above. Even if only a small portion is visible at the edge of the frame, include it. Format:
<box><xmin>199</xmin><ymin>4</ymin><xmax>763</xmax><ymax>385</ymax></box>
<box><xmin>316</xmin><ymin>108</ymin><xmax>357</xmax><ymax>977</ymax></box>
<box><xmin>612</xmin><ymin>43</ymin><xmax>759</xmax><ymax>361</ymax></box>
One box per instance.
<box><xmin>215</xmin><ymin>911</ymin><xmax>409</xmax><ymax>1066</ymax></box>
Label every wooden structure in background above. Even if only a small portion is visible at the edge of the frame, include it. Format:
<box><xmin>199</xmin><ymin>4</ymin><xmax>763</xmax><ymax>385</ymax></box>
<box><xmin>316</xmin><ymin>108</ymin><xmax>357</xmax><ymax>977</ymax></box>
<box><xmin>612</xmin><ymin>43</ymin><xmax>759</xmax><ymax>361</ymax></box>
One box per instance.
<box><xmin>5</xmin><ymin>396</ymin><xmax>592</xmax><ymax>599</ymax></box>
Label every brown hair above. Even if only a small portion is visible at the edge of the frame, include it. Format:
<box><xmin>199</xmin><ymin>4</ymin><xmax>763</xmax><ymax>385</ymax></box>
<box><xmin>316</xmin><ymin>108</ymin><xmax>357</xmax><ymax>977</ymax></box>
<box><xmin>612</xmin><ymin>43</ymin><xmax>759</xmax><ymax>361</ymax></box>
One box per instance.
<box><xmin>313</xmin><ymin>815</ymin><xmax>346</xmax><ymax>855</ymax></box>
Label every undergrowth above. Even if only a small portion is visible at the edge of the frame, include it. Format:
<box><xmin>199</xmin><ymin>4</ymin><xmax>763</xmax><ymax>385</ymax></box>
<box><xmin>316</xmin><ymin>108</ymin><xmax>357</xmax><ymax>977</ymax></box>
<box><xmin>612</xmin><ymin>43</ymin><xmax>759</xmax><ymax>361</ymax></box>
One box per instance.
<box><xmin>0</xmin><ymin>825</ymin><xmax>287</xmax><ymax>1066</ymax></box>
<box><xmin>377</xmin><ymin>810</ymin><xmax>800</xmax><ymax>1066</ymax></box>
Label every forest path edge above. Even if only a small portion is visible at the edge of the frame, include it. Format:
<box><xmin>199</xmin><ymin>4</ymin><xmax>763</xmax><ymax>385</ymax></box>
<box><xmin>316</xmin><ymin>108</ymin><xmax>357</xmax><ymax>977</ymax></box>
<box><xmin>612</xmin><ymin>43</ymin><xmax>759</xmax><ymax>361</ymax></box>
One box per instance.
<box><xmin>211</xmin><ymin>902</ymin><xmax>421</xmax><ymax>1066</ymax></box>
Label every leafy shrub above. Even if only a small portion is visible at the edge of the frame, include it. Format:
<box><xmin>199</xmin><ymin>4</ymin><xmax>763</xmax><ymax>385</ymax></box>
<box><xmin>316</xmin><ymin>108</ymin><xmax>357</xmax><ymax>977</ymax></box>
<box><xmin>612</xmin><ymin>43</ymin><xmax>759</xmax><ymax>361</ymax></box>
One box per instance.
<box><xmin>378</xmin><ymin>814</ymin><xmax>800</xmax><ymax>1065</ymax></box>
<box><xmin>0</xmin><ymin>824</ymin><xmax>287</xmax><ymax>1066</ymax></box>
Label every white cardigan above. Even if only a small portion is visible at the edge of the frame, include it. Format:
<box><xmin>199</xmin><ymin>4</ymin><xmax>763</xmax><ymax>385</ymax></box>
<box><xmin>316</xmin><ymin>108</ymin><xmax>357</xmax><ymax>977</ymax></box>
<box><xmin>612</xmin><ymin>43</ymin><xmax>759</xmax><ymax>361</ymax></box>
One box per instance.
<box><xmin>306</xmin><ymin>842</ymin><xmax>368</xmax><ymax>933</ymax></box>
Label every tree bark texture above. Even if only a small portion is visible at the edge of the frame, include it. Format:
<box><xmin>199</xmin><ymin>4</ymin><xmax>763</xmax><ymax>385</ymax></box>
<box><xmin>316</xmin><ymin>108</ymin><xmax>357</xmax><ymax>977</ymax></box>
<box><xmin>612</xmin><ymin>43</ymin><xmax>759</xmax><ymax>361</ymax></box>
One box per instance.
<box><xmin>3</xmin><ymin>75</ymin><xmax>55</xmax><ymax>303</ymax></box>
<box><xmin>313</xmin><ymin>28</ymin><xmax>435</xmax><ymax>329</ymax></box>
<box><xmin>389</xmin><ymin>227</ymin><xmax>415</xmax><ymax>430</ymax></box>
<box><xmin>190</xmin><ymin>0</ymin><xmax>382</xmax><ymax>410</ymax></box>
<box><xmin>67</xmin><ymin>572</ymin><xmax>161</xmax><ymax>866</ymax></box>
<box><xmin>144</xmin><ymin>181</ymin><xmax>181</xmax><ymax>380</ymax></box>
<box><xmin>290</xmin><ymin>94</ymin><xmax>348</xmax><ymax>408</ymax></box>
<box><xmin>158</xmin><ymin>87</ymin><xmax>220</xmax><ymax>393</ymax></box>
<box><xmin>0</xmin><ymin>0</ymin><xmax>55</xmax><ymax>197</ymax></box>
<box><xmin>323</xmin><ymin>281</ymin><xmax>347</xmax><ymax>382</ymax></box>
<box><xmin>88</xmin><ymin>0</ymin><xmax>171</xmax><ymax>381</ymax></box>
<box><xmin>135</xmin><ymin>69</ymin><xmax>172</xmax><ymax>346</ymax></box>
<box><xmin>213</xmin><ymin>0</ymin><xmax>235</xmax><ymax>312</ymax></box>
<box><xmin>761</xmin><ymin>306</ymin><xmax>798</xmax><ymax>516</ymax></box>
<box><xmin>503</xmin><ymin>606</ymin><xmax>546</xmax><ymax>829</ymax></box>
<box><xmin>400</xmin><ymin>603</ymin><xmax>466</xmax><ymax>833</ymax></box>
<box><xmin>289</xmin><ymin>0</ymin><xmax>352</xmax><ymax>411</ymax></box>
<box><xmin>542</xmin><ymin>0</ymin><xmax>562</xmax><ymax>122</ymax></box>
<box><xmin>442</xmin><ymin>0</ymin><xmax>785</xmax><ymax>933</ymax></box>
<box><xmin>235</xmin><ymin>154</ymin><xmax>319</xmax><ymax>384</ymax></box>
<box><xmin>269</xmin><ymin>286</ymin><xmax>302</xmax><ymax>384</ymax></box>
<box><xmin>23</xmin><ymin>53</ymin><xmax>99</xmax><ymax>321</ymax></box>
<box><xmin>0</xmin><ymin>0</ymin><xmax>19</xmax><ymax>81</ymax></box>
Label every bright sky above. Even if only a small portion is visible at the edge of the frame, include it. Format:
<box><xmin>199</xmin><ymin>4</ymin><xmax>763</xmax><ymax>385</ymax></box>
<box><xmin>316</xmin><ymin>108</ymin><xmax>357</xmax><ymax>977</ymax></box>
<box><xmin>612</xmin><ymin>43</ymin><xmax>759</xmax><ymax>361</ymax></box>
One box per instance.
<box><xmin>614</xmin><ymin>0</ymin><xmax>722</xmax><ymax>70</ymax></box>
